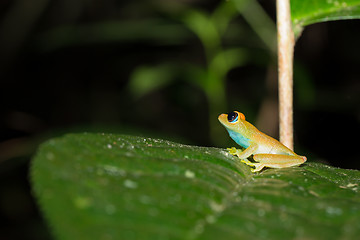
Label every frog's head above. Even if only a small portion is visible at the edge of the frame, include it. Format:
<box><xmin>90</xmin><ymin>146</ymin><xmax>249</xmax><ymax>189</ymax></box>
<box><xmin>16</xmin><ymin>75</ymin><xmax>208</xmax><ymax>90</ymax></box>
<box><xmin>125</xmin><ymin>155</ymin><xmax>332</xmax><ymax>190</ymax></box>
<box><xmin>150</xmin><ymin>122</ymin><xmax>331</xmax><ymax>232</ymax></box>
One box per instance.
<box><xmin>218</xmin><ymin>111</ymin><xmax>246</xmax><ymax>132</ymax></box>
<box><xmin>218</xmin><ymin>111</ymin><xmax>251</xmax><ymax>148</ymax></box>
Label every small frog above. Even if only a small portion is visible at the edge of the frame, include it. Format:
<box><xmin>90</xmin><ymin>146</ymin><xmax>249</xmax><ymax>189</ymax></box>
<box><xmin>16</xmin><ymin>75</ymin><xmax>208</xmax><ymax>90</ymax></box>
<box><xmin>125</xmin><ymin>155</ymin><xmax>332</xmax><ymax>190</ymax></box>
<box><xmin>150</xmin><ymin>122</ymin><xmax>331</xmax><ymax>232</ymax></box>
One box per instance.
<box><xmin>218</xmin><ymin>111</ymin><xmax>306</xmax><ymax>172</ymax></box>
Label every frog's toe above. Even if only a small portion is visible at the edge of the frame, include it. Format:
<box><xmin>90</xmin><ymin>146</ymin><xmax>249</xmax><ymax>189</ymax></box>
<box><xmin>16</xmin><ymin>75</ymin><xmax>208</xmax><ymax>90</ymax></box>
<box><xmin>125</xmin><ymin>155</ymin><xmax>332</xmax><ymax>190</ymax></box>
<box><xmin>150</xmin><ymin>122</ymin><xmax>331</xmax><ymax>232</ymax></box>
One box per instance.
<box><xmin>251</xmin><ymin>163</ymin><xmax>265</xmax><ymax>172</ymax></box>
<box><xmin>240</xmin><ymin>160</ymin><xmax>264</xmax><ymax>172</ymax></box>
<box><xmin>240</xmin><ymin>159</ymin><xmax>253</xmax><ymax>165</ymax></box>
<box><xmin>227</xmin><ymin>147</ymin><xmax>238</xmax><ymax>155</ymax></box>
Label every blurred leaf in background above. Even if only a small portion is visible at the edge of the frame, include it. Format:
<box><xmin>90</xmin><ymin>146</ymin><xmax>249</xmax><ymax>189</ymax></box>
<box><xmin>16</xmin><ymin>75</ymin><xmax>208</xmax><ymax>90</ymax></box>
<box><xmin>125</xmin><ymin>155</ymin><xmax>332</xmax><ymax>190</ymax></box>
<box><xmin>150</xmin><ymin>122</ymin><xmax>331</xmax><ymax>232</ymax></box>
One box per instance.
<box><xmin>129</xmin><ymin>64</ymin><xmax>176</xmax><ymax>99</ymax></box>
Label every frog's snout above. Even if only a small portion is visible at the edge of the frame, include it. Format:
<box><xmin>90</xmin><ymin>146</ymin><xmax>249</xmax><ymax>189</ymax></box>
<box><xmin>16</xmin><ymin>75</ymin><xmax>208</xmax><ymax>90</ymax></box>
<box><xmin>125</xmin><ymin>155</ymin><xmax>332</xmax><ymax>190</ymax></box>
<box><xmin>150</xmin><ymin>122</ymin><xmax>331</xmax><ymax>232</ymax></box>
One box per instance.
<box><xmin>218</xmin><ymin>114</ymin><xmax>227</xmax><ymax>124</ymax></box>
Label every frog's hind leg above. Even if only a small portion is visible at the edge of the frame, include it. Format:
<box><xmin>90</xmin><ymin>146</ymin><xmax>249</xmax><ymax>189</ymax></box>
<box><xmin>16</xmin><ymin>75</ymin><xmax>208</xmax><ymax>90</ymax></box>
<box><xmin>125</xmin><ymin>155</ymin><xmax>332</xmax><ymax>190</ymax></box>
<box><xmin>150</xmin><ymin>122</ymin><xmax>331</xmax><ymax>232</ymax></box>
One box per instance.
<box><xmin>253</xmin><ymin>154</ymin><xmax>306</xmax><ymax>170</ymax></box>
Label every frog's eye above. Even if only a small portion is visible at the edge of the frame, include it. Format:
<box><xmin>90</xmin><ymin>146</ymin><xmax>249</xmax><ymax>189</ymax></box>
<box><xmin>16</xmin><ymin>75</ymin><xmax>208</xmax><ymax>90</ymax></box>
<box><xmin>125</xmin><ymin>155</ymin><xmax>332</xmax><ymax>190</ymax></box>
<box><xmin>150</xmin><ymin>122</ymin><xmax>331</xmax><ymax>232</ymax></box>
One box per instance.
<box><xmin>227</xmin><ymin>111</ymin><xmax>238</xmax><ymax>123</ymax></box>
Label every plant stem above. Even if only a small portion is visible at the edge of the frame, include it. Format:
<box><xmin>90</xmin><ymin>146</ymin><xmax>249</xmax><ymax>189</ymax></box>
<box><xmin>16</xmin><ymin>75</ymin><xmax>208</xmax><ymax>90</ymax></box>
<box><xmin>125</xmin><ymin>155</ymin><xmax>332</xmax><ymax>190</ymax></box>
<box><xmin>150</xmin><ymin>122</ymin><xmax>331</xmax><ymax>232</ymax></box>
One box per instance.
<box><xmin>276</xmin><ymin>0</ymin><xmax>294</xmax><ymax>150</ymax></box>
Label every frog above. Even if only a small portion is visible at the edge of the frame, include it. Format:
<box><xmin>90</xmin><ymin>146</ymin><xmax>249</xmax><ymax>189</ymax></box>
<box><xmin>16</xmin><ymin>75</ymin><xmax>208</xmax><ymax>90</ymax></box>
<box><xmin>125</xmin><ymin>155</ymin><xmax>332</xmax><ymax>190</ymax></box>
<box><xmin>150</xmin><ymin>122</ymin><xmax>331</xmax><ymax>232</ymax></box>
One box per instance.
<box><xmin>218</xmin><ymin>111</ymin><xmax>306</xmax><ymax>172</ymax></box>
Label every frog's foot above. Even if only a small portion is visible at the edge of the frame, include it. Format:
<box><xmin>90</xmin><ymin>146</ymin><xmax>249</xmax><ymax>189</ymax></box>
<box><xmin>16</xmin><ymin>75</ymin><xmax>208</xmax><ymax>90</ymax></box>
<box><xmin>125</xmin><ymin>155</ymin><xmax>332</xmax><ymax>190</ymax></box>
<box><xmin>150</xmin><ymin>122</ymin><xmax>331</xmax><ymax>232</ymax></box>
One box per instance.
<box><xmin>226</xmin><ymin>147</ymin><xmax>243</xmax><ymax>157</ymax></box>
<box><xmin>240</xmin><ymin>160</ymin><xmax>265</xmax><ymax>172</ymax></box>
<box><xmin>240</xmin><ymin>159</ymin><xmax>252</xmax><ymax>164</ymax></box>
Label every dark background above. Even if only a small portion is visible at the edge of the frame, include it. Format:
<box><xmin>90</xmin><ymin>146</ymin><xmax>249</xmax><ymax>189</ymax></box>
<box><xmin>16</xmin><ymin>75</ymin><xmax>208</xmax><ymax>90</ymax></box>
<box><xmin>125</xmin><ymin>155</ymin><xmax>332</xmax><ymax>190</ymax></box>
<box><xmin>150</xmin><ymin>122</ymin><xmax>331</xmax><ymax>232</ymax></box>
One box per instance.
<box><xmin>0</xmin><ymin>0</ymin><xmax>359</xmax><ymax>239</ymax></box>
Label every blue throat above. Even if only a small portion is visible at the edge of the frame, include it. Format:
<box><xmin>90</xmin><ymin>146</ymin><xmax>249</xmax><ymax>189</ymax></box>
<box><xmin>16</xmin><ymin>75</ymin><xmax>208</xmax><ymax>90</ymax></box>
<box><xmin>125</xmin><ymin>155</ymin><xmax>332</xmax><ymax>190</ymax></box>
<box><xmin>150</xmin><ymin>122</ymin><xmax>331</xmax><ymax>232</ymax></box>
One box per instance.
<box><xmin>227</xmin><ymin>129</ymin><xmax>250</xmax><ymax>148</ymax></box>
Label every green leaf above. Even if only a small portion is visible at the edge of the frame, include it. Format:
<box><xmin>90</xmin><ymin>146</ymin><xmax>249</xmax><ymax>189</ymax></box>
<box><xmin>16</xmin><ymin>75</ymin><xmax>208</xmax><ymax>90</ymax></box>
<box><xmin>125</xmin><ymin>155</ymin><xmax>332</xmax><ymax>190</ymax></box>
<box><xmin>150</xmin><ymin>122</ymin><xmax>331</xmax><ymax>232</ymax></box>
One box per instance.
<box><xmin>182</xmin><ymin>9</ymin><xmax>221</xmax><ymax>55</ymax></box>
<box><xmin>291</xmin><ymin>0</ymin><xmax>360</xmax><ymax>36</ymax></box>
<box><xmin>31</xmin><ymin>134</ymin><xmax>360</xmax><ymax>240</ymax></box>
<box><xmin>209</xmin><ymin>48</ymin><xmax>247</xmax><ymax>80</ymax></box>
<box><xmin>128</xmin><ymin>64</ymin><xmax>176</xmax><ymax>99</ymax></box>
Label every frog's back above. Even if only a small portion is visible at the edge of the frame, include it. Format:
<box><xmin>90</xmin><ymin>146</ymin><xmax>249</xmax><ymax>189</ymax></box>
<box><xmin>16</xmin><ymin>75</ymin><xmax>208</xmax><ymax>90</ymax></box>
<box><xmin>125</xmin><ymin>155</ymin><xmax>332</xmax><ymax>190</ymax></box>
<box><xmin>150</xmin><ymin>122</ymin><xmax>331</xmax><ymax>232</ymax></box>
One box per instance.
<box><xmin>244</xmin><ymin>121</ymin><xmax>297</xmax><ymax>156</ymax></box>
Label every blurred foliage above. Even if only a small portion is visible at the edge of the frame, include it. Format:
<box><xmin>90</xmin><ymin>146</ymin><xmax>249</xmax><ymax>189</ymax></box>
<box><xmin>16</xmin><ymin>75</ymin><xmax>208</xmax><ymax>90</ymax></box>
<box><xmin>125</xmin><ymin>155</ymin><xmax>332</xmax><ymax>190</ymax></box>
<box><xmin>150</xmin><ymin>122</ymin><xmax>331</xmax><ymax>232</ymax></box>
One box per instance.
<box><xmin>129</xmin><ymin>64</ymin><xmax>176</xmax><ymax>99</ymax></box>
<box><xmin>127</xmin><ymin>0</ymin><xmax>277</xmax><ymax>143</ymax></box>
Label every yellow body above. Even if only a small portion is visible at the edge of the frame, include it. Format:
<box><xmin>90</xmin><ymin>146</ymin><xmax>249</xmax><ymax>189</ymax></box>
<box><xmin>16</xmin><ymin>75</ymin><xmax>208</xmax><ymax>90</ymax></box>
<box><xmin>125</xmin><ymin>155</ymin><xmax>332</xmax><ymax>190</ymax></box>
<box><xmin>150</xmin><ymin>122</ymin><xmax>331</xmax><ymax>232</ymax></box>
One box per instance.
<box><xmin>218</xmin><ymin>111</ymin><xmax>306</xmax><ymax>172</ymax></box>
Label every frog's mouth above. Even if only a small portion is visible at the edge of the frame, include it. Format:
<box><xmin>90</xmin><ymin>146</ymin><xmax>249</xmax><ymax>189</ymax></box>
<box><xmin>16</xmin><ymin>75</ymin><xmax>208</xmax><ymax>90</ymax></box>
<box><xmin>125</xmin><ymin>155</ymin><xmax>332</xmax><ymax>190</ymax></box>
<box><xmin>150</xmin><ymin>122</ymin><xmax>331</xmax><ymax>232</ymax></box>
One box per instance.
<box><xmin>218</xmin><ymin>113</ymin><xmax>228</xmax><ymax>125</ymax></box>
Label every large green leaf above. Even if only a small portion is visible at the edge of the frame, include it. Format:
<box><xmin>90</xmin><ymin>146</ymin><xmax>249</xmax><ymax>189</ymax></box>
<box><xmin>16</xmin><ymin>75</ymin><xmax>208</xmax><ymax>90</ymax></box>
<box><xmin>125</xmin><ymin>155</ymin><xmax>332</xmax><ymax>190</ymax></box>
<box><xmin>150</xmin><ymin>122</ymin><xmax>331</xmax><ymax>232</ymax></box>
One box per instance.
<box><xmin>291</xmin><ymin>0</ymin><xmax>360</xmax><ymax>35</ymax></box>
<box><xmin>31</xmin><ymin>133</ymin><xmax>360</xmax><ymax>240</ymax></box>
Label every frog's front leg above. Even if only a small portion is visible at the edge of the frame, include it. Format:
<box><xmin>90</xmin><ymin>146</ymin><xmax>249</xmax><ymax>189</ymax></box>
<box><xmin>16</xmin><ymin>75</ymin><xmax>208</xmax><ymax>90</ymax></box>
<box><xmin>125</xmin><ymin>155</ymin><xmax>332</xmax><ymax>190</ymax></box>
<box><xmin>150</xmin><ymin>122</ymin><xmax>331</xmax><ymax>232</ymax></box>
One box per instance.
<box><xmin>227</xmin><ymin>144</ymin><xmax>259</xmax><ymax>170</ymax></box>
<box><xmin>227</xmin><ymin>144</ymin><xmax>258</xmax><ymax>159</ymax></box>
<box><xmin>252</xmin><ymin>154</ymin><xmax>306</xmax><ymax>172</ymax></box>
